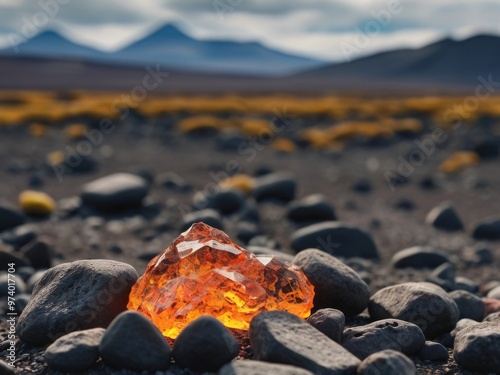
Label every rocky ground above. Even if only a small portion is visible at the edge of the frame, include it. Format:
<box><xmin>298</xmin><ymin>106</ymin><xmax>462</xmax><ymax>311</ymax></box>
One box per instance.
<box><xmin>0</xmin><ymin>110</ymin><xmax>499</xmax><ymax>374</ymax></box>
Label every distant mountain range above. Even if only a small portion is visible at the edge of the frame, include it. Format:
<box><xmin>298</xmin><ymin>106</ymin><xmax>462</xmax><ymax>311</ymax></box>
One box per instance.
<box><xmin>0</xmin><ymin>25</ymin><xmax>322</xmax><ymax>76</ymax></box>
<box><xmin>0</xmin><ymin>30</ymin><xmax>499</xmax><ymax>93</ymax></box>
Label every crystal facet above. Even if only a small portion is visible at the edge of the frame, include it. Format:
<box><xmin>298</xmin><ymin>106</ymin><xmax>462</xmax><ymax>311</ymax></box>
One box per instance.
<box><xmin>127</xmin><ymin>222</ymin><xmax>314</xmax><ymax>338</ymax></box>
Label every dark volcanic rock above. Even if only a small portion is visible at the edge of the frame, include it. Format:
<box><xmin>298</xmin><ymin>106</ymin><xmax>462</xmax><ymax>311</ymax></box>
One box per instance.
<box><xmin>44</xmin><ymin>328</ymin><xmax>104</xmax><ymax>372</ymax></box>
<box><xmin>253</xmin><ymin>172</ymin><xmax>296</xmax><ymax>202</ymax></box>
<box><xmin>418</xmin><ymin>341</ymin><xmax>449</xmax><ymax>361</ymax></box>
<box><xmin>291</xmin><ymin>222</ymin><xmax>378</xmax><ymax>259</ymax></box>
<box><xmin>0</xmin><ymin>247</ymin><xmax>30</xmax><ymax>270</ymax></box>
<box><xmin>294</xmin><ymin>249</ymin><xmax>370</xmax><ymax>315</ymax></box>
<box><xmin>306</xmin><ymin>308</ymin><xmax>345</xmax><ymax>343</ymax></box>
<box><xmin>194</xmin><ymin>188</ymin><xmax>245</xmax><ymax>214</ymax></box>
<box><xmin>357</xmin><ymin>350</ymin><xmax>416</xmax><ymax>375</ymax></box>
<box><xmin>219</xmin><ymin>361</ymin><xmax>314</xmax><ymax>375</ymax></box>
<box><xmin>390</xmin><ymin>246</ymin><xmax>450</xmax><ymax>269</ymax></box>
<box><xmin>173</xmin><ymin>316</ymin><xmax>239</xmax><ymax>372</ymax></box>
<box><xmin>286</xmin><ymin>194</ymin><xmax>336</xmax><ymax>223</ymax></box>
<box><xmin>0</xmin><ymin>204</ymin><xmax>25</xmax><ymax>232</ymax></box>
<box><xmin>17</xmin><ymin>259</ymin><xmax>138</xmax><ymax>346</ymax></box>
<box><xmin>425</xmin><ymin>202</ymin><xmax>463</xmax><ymax>231</ymax></box>
<box><xmin>0</xmin><ymin>360</ymin><xmax>15</xmax><ymax>375</ymax></box>
<box><xmin>20</xmin><ymin>239</ymin><xmax>52</xmax><ymax>269</ymax></box>
<box><xmin>1</xmin><ymin>224</ymin><xmax>37</xmax><ymax>249</ymax></box>
<box><xmin>100</xmin><ymin>311</ymin><xmax>171</xmax><ymax>371</ymax></box>
<box><xmin>427</xmin><ymin>262</ymin><xmax>456</xmax><ymax>291</ymax></box>
<box><xmin>181</xmin><ymin>209</ymin><xmax>223</xmax><ymax>231</ymax></box>
<box><xmin>249</xmin><ymin>311</ymin><xmax>360</xmax><ymax>374</ymax></box>
<box><xmin>81</xmin><ymin>173</ymin><xmax>149</xmax><ymax>212</ymax></box>
<box><xmin>368</xmin><ymin>282</ymin><xmax>460</xmax><ymax>338</ymax></box>
<box><xmin>342</xmin><ymin>319</ymin><xmax>425</xmax><ymax>359</ymax></box>
<box><xmin>454</xmin><ymin>322</ymin><xmax>500</xmax><ymax>373</ymax></box>
<box><xmin>449</xmin><ymin>290</ymin><xmax>485</xmax><ymax>321</ymax></box>
<box><xmin>472</xmin><ymin>217</ymin><xmax>500</xmax><ymax>240</ymax></box>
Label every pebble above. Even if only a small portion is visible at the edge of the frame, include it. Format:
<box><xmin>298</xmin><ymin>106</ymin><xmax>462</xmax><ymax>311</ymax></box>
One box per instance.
<box><xmin>286</xmin><ymin>194</ymin><xmax>336</xmax><ymax>223</ymax></box>
<box><xmin>418</xmin><ymin>341</ymin><xmax>449</xmax><ymax>361</ymax></box>
<box><xmin>44</xmin><ymin>328</ymin><xmax>104</xmax><ymax>372</ymax></box>
<box><xmin>394</xmin><ymin>198</ymin><xmax>416</xmax><ymax>211</ymax></box>
<box><xmin>425</xmin><ymin>202</ymin><xmax>463</xmax><ymax>231</ymax></box>
<box><xmin>449</xmin><ymin>290</ymin><xmax>485</xmax><ymax>321</ymax></box>
<box><xmin>306</xmin><ymin>308</ymin><xmax>345</xmax><ymax>343</ymax></box>
<box><xmin>453</xmin><ymin>322</ymin><xmax>500</xmax><ymax>373</ymax></box>
<box><xmin>294</xmin><ymin>249</ymin><xmax>371</xmax><ymax>315</ymax></box>
<box><xmin>451</xmin><ymin>318</ymin><xmax>479</xmax><ymax>337</ymax></box>
<box><xmin>390</xmin><ymin>246</ymin><xmax>450</xmax><ymax>269</ymax></box>
<box><xmin>173</xmin><ymin>316</ymin><xmax>239</xmax><ymax>372</ymax></box>
<box><xmin>487</xmin><ymin>285</ymin><xmax>500</xmax><ymax>299</ymax></box>
<box><xmin>1</xmin><ymin>224</ymin><xmax>37</xmax><ymax>249</ymax></box>
<box><xmin>0</xmin><ymin>203</ymin><xmax>25</xmax><ymax>231</ymax></box>
<box><xmin>249</xmin><ymin>311</ymin><xmax>360</xmax><ymax>374</ymax></box>
<box><xmin>81</xmin><ymin>173</ymin><xmax>149</xmax><ymax>212</ymax></box>
<box><xmin>18</xmin><ymin>190</ymin><xmax>55</xmax><ymax>217</ymax></box>
<box><xmin>235</xmin><ymin>221</ymin><xmax>260</xmax><ymax>243</ymax></box>
<box><xmin>484</xmin><ymin>311</ymin><xmax>500</xmax><ymax>323</ymax></box>
<box><xmin>342</xmin><ymin>319</ymin><xmax>425</xmax><ymax>359</ymax></box>
<box><xmin>181</xmin><ymin>209</ymin><xmax>224</xmax><ymax>231</ymax></box>
<box><xmin>195</xmin><ymin>188</ymin><xmax>245</xmax><ymax>214</ymax></box>
<box><xmin>0</xmin><ymin>360</ymin><xmax>15</xmax><ymax>375</ymax></box>
<box><xmin>427</xmin><ymin>262</ymin><xmax>456</xmax><ymax>291</ymax></box>
<box><xmin>472</xmin><ymin>217</ymin><xmax>500</xmax><ymax>240</ymax></box>
<box><xmin>17</xmin><ymin>259</ymin><xmax>138</xmax><ymax>346</ymax></box>
<box><xmin>454</xmin><ymin>276</ymin><xmax>479</xmax><ymax>294</ymax></box>
<box><xmin>368</xmin><ymin>282</ymin><xmax>460</xmax><ymax>338</ymax></box>
<box><xmin>357</xmin><ymin>350</ymin><xmax>416</xmax><ymax>375</ymax></box>
<box><xmin>0</xmin><ymin>248</ymin><xmax>30</xmax><ymax>270</ymax></box>
<box><xmin>99</xmin><ymin>311</ymin><xmax>172</xmax><ymax>371</ymax></box>
<box><xmin>20</xmin><ymin>240</ymin><xmax>52</xmax><ymax>269</ymax></box>
<box><xmin>219</xmin><ymin>361</ymin><xmax>314</xmax><ymax>375</ymax></box>
<box><xmin>351</xmin><ymin>179</ymin><xmax>373</xmax><ymax>194</ymax></box>
<box><xmin>253</xmin><ymin>172</ymin><xmax>296</xmax><ymax>202</ymax></box>
<box><xmin>291</xmin><ymin>222</ymin><xmax>379</xmax><ymax>259</ymax></box>
<box><xmin>158</xmin><ymin>172</ymin><xmax>192</xmax><ymax>192</ymax></box>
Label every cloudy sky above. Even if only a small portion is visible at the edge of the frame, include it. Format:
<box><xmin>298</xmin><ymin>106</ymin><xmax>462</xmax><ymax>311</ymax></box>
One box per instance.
<box><xmin>0</xmin><ymin>0</ymin><xmax>499</xmax><ymax>62</ymax></box>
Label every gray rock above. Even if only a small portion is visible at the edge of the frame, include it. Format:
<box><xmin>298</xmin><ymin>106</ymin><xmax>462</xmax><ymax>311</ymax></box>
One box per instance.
<box><xmin>449</xmin><ymin>290</ymin><xmax>485</xmax><ymax>321</ymax></box>
<box><xmin>294</xmin><ymin>249</ymin><xmax>370</xmax><ymax>315</ymax></box>
<box><xmin>368</xmin><ymin>282</ymin><xmax>460</xmax><ymax>338</ymax></box>
<box><xmin>454</xmin><ymin>322</ymin><xmax>500</xmax><ymax>373</ymax></box>
<box><xmin>0</xmin><ymin>204</ymin><xmax>25</xmax><ymax>232</ymax></box>
<box><xmin>173</xmin><ymin>316</ymin><xmax>239</xmax><ymax>372</ymax></box>
<box><xmin>0</xmin><ymin>360</ymin><xmax>15</xmax><ymax>375</ymax></box>
<box><xmin>307</xmin><ymin>308</ymin><xmax>345</xmax><ymax>343</ymax></box>
<box><xmin>219</xmin><ymin>361</ymin><xmax>314</xmax><ymax>375</ymax></box>
<box><xmin>81</xmin><ymin>173</ymin><xmax>149</xmax><ymax>212</ymax></box>
<box><xmin>484</xmin><ymin>311</ymin><xmax>500</xmax><ymax>323</ymax></box>
<box><xmin>342</xmin><ymin>319</ymin><xmax>425</xmax><ymax>359</ymax></box>
<box><xmin>291</xmin><ymin>222</ymin><xmax>378</xmax><ymax>259</ymax></box>
<box><xmin>287</xmin><ymin>194</ymin><xmax>336</xmax><ymax>223</ymax></box>
<box><xmin>18</xmin><ymin>260</ymin><xmax>138</xmax><ymax>346</ymax></box>
<box><xmin>44</xmin><ymin>328</ymin><xmax>104</xmax><ymax>372</ymax></box>
<box><xmin>418</xmin><ymin>341</ymin><xmax>449</xmax><ymax>361</ymax></box>
<box><xmin>391</xmin><ymin>246</ymin><xmax>450</xmax><ymax>269</ymax></box>
<box><xmin>181</xmin><ymin>209</ymin><xmax>223</xmax><ymax>231</ymax></box>
<box><xmin>357</xmin><ymin>350</ymin><xmax>416</xmax><ymax>375</ymax></box>
<box><xmin>249</xmin><ymin>311</ymin><xmax>360</xmax><ymax>374</ymax></box>
<box><xmin>20</xmin><ymin>240</ymin><xmax>52</xmax><ymax>269</ymax></box>
<box><xmin>100</xmin><ymin>311</ymin><xmax>171</xmax><ymax>371</ymax></box>
<box><xmin>487</xmin><ymin>285</ymin><xmax>500</xmax><ymax>299</ymax></box>
<box><xmin>451</xmin><ymin>319</ymin><xmax>479</xmax><ymax>337</ymax></box>
<box><xmin>472</xmin><ymin>218</ymin><xmax>500</xmax><ymax>240</ymax></box>
<box><xmin>26</xmin><ymin>270</ymin><xmax>46</xmax><ymax>292</ymax></box>
<box><xmin>253</xmin><ymin>172</ymin><xmax>296</xmax><ymax>202</ymax></box>
<box><xmin>427</xmin><ymin>263</ymin><xmax>455</xmax><ymax>291</ymax></box>
<box><xmin>454</xmin><ymin>276</ymin><xmax>479</xmax><ymax>294</ymax></box>
<box><xmin>425</xmin><ymin>202</ymin><xmax>463</xmax><ymax>232</ymax></box>
<box><xmin>194</xmin><ymin>188</ymin><xmax>245</xmax><ymax>215</ymax></box>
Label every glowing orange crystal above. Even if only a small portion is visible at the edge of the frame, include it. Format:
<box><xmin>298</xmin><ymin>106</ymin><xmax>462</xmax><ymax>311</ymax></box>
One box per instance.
<box><xmin>127</xmin><ymin>222</ymin><xmax>314</xmax><ymax>338</ymax></box>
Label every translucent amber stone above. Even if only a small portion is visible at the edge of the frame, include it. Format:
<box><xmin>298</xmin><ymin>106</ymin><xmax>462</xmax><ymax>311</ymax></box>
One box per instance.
<box><xmin>128</xmin><ymin>222</ymin><xmax>314</xmax><ymax>338</ymax></box>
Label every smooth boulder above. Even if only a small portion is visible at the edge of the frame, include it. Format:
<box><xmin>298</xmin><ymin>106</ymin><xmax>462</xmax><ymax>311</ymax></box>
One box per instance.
<box><xmin>287</xmin><ymin>194</ymin><xmax>336</xmax><ymax>223</ymax></box>
<box><xmin>391</xmin><ymin>246</ymin><xmax>450</xmax><ymax>269</ymax></box>
<box><xmin>0</xmin><ymin>204</ymin><xmax>25</xmax><ymax>232</ymax></box>
<box><xmin>291</xmin><ymin>222</ymin><xmax>378</xmax><ymax>259</ymax></box>
<box><xmin>306</xmin><ymin>308</ymin><xmax>345</xmax><ymax>343</ymax></box>
<box><xmin>357</xmin><ymin>350</ymin><xmax>416</xmax><ymax>375</ymax></box>
<box><xmin>425</xmin><ymin>202</ymin><xmax>463</xmax><ymax>231</ymax></box>
<box><xmin>368</xmin><ymin>282</ymin><xmax>459</xmax><ymax>338</ymax></box>
<box><xmin>17</xmin><ymin>260</ymin><xmax>138</xmax><ymax>346</ymax></box>
<box><xmin>253</xmin><ymin>172</ymin><xmax>296</xmax><ymax>202</ymax></box>
<box><xmin>472</xmin><ymin>218</ymin><xmax>500</xmax><ymax>240</ymax></box>
<box><xmin>294</xmin><ymin>249</ymin><xmax>370</xmax><ymax>316</ymax></box>
<box><xmin>219</xmin><ymin>361</ymin><xmax>314</xmax><ymax>375</ymax></box>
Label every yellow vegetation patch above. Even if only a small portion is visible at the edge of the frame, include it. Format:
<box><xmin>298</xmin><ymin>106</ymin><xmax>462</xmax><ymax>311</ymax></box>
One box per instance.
<box><xmin>178</xmin><ymin>115</ymin><xmax>232</xmax><ymax>133</ymax></box>
<box><xmin>46</xmin><ymin>151</ymin><xmax>65</xmax><ymax>166</ymax></box>
<box><xmin>19</xmin><ymin>190</ymin><xmax>55</xmax><ymax>217</ymax></box>
<box><xmin>272</xmin><ymin>138</ymin><xmax>296</xmax><ymax>153</ymax></box>
<box><xmin>28</xmin><ymin>123</ymin><xmax>48</xmax><ymax>137</ymax></box>
<box><xmin>64</xmin><ymin>123</ymin><xmax>88</xmax><ymax>139</ymax></box>
<box><xmin>219</xmin><ymin>175</ymin><xmax>255</xmax><ymax>194</ymax></box>
<box><xmin>240</xmin><ymin>118</ymin><xmax>272</xmax><ymax>137</ymax></box>
<box><xmin>439</xmin><ymin>151</ymin><xmax>480</xmax><ymax>174</ymax></box>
